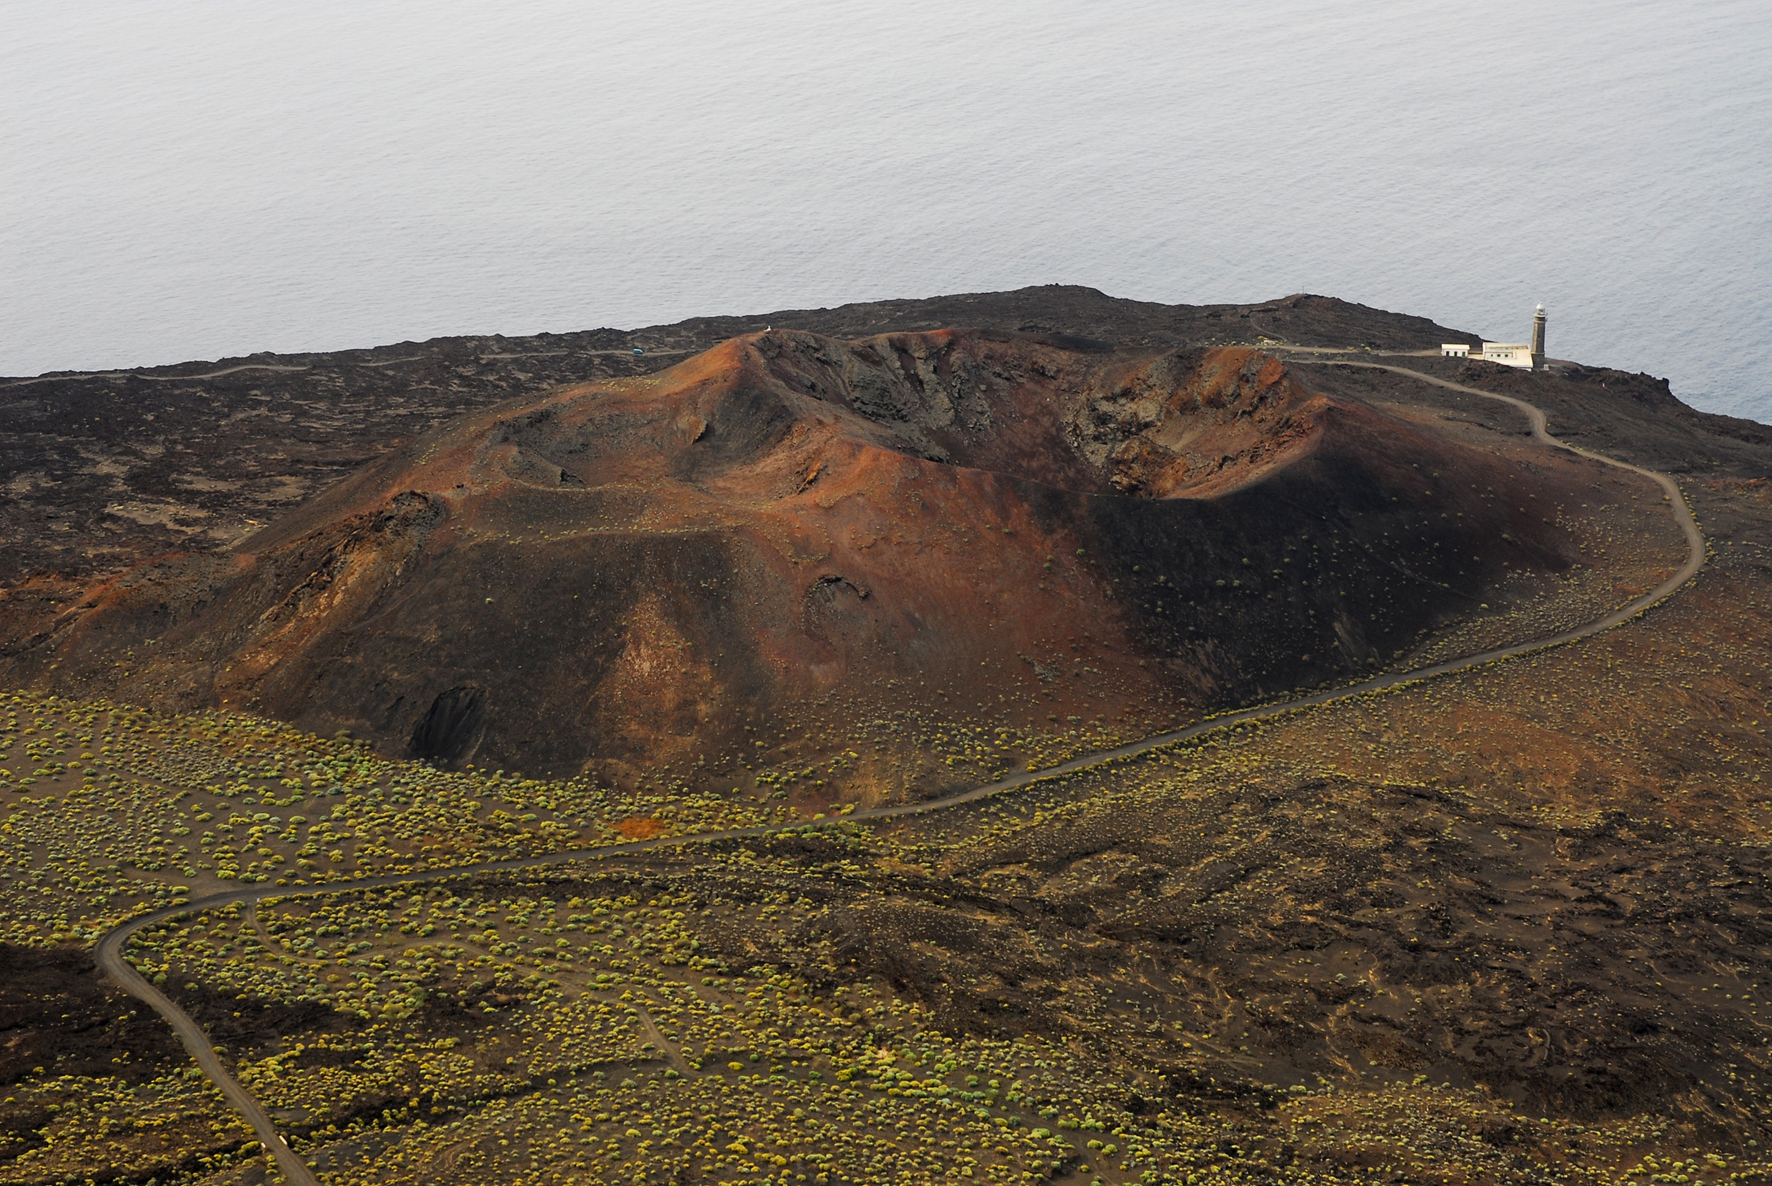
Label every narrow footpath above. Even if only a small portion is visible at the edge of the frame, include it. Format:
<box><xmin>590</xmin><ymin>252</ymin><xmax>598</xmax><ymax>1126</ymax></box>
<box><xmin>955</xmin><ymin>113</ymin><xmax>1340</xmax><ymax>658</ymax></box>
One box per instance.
<box><xmin>92</xmin><ymin>366</ymin><xmax>1707</xmax><ymax>1186</ymax></box>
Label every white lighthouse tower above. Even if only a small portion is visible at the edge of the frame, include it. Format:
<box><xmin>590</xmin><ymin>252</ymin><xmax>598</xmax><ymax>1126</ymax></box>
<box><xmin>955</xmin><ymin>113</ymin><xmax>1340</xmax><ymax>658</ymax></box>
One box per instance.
<box><xmin>1449</xmin><ymin>305</ymin><xmax>1546</xmax><ymax>370</ymax></box>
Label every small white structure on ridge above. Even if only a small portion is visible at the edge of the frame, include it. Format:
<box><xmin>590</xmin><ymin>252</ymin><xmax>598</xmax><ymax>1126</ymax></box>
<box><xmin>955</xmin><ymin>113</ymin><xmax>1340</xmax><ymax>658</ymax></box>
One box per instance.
<box><xmin>1444</xmin><ymin>304</ymin><xmax>1546</xmax><ymax>370</ymax></box>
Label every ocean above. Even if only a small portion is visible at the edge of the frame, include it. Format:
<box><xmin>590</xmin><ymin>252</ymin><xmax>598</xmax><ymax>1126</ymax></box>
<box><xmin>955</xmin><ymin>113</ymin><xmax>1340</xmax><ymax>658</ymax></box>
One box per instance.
<box><xmin>4</xmin><ymin>0</ymin><xmax>1769</xmax><ymax>420</ymax></box>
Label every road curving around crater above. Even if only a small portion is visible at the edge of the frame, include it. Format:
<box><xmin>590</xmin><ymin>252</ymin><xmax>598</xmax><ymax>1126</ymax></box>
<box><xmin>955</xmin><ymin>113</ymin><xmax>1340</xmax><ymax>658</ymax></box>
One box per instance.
<box><xmin>91</xmin><ymin>365</ymin><xmax>1706</xmax><ymax>1184</ymax></box>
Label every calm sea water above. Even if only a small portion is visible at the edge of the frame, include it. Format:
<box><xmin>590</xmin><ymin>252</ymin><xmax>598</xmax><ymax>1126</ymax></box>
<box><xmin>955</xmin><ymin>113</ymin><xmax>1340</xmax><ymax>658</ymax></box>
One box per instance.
<box><xmin>4</xmin><ymin>1</ymin><xmax>1769</xmax><ymax>420</ymax></box>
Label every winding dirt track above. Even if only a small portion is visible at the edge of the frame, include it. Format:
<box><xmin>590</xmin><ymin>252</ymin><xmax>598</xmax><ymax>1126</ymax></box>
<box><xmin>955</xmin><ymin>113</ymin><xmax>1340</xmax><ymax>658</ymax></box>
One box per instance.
<box><xmin>91</xmin><ymin>366</ymin><xmax>1706</xmax><ymax>1185</ymax></box>
<box><xmin>2</xmin><ymin>363</ymin><xmax>311</xmax><ymax>387</ymax></box>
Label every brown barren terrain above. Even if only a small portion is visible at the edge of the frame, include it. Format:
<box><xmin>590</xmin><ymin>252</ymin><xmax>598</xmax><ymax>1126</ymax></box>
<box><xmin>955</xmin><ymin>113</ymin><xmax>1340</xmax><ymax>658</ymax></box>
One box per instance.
<box><xmin>1</xmin><ymin>330</ymin><xmax>1658</xmax><ymax>803</ymax></box>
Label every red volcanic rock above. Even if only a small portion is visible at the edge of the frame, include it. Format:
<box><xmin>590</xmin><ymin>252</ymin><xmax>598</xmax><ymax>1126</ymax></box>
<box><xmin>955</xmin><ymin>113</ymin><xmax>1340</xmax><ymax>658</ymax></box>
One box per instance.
<box><xmin>3</xmin><ymin>331</ymin><xmax>1585</xmax><ymax>793</ymax></box>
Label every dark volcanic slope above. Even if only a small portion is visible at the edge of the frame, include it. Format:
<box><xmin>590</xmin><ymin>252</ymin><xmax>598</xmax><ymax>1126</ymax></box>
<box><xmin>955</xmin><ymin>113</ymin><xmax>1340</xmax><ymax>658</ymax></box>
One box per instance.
<box><xmin>1</xmin><ymin>288</ymin><xmax>1479</xmax><ymax>584</ymax></box>
<box><xmin>2</xmin><ymin>330</ymin><xmax>1606</xmax><ymax>793</ymax></box>
<box><xmin>631</xmin><ymin>286</ymin><xmax>1481</xmax><ymax>357</ymax></box>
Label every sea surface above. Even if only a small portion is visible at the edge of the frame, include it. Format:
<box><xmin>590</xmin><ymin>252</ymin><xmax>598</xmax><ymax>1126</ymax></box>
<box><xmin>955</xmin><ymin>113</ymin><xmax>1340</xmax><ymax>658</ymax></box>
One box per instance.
<box><xmin>4</xmin><ymin>1</ymin><xmax>1769</xmax><ymax>420</ymax></box>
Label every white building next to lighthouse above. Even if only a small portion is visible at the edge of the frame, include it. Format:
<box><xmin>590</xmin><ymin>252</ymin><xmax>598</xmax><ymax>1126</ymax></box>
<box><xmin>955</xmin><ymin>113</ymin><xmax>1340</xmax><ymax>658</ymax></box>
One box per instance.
<box><xmin>1443</xmin><ymin>304</ymin><xmax>1546</xmax><ymax>370</ymax></box>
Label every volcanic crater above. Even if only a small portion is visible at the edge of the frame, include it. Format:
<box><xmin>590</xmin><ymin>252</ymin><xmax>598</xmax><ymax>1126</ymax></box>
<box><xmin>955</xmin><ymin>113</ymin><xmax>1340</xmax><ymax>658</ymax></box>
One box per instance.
<box><xmin>9</xmin><ymin>329</ymin><xmax>1607</xmax><ymax>792</ymax></box>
